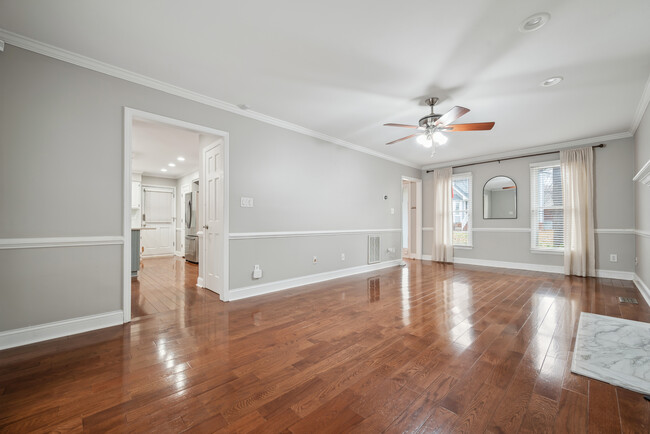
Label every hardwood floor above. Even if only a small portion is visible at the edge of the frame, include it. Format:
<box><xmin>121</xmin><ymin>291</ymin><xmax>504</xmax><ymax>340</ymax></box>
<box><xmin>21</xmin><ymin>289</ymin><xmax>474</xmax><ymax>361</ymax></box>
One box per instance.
<box><xmin>1</xmin><ymin>259</ymin><xmax>649</xmax><ymax>432</ymax></box>
<box><xmin>131</xmin><ymin>256</ymin><xmax>201</xmax><ymax>319</ymax></box>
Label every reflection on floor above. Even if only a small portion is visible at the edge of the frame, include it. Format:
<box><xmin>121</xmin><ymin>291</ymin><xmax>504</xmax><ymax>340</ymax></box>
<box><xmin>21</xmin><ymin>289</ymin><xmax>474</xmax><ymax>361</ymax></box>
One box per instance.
<box><xmin>1</xmin><ymin>260</ymin><xmax>649</xmax><ymax>432</ymax></box>
<box><xmin>131</xmin><ymin>256</ymin><xmax>207</xmax><ymax>318</ymax></box>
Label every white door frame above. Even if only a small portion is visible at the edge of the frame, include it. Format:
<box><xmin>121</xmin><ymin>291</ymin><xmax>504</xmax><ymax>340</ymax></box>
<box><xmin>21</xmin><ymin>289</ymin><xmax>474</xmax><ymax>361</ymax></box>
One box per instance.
<box><xmin>401</xmin><ymin>176</ymin><xmax>422</xmax><ymax>260</ymax></box>
<box><xmin>123</xmin><ymin>107</ymin><xmax>230</xmax><ymax>323</ymax></box>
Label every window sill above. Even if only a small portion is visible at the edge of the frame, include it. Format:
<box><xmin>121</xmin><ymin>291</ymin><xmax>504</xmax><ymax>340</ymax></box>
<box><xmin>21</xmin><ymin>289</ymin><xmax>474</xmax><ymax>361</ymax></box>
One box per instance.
<box><xmin>530</xmin><ymin>248</ymin><xmax>563</xmax><ymax>255</ymax></box>
<box><xmin>453</xmin><ymin>245</ymin><xmax>473</xmax><ymax>250</ymax></box>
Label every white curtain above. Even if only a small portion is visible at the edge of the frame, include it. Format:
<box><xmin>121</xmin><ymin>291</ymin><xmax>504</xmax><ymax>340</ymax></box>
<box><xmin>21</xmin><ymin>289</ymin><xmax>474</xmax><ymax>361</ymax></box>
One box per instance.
<box><xmin>561</xmin><ymin>147</ymin><xmax>595</xmax><ymax>277</ymax></box>
<box><xmin>432</xmin><ymin>167</ymin><xmax>453</xmax><ymax>262</ymax></box>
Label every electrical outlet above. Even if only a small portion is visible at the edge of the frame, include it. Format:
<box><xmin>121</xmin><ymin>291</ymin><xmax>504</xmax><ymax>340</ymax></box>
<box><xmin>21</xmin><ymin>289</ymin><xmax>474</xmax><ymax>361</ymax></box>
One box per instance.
<box><xmin>252</xmin><ymin>264</ymin><xmax>262</xmax><ymax>279</ymax></box>
<box><xmin>240</xmin><ymin>196</ymin><xmax>254</xmax><ymax>207</ymax></box>
<box><xmin>609</xmin><ymin>254</ymin><xmax>618</xmax><ymax>263</ymax></box>
<box><xmin>341</xmin><ymin>253</ymin><xmax>345</xmax><ymax>261</ymax></box>
<box><xmin>635</xmin><ymin>257</ymin><xmax>639</xmax><ymax>266</ymax></box>
<box><xmin>387</xmin><ymin>247</ymin><xmax>395</xmax><ymax>254</ymax></box>
<box><xmin>390</xmin><ymin>207</ymin><xmax>395</xmax><ymax>214</ymax></box>
<box><xmin>313</xmin><ymin>256</ymin><xmax>318</xmax><ymax>264</ymax></box>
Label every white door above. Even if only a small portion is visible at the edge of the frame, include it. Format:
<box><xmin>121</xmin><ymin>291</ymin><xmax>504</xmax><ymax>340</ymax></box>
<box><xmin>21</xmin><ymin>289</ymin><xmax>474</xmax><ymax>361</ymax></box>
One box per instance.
<box><xmin>204</xmin><ymin>142</ymin><xmax>224</xmax><ymax>294</ymax></box>
<box><xmin>142</xmin><ymin>186</ymin><xmax>175</xmax><ymax>256</ymax></box>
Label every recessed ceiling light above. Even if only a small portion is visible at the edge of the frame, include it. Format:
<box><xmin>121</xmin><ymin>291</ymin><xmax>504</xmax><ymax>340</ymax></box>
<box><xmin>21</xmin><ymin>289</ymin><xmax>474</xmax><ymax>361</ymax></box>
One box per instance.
<box><xmin>519</xmin><ymin>12</ymin><xmax>550</xmax><ymax>32</ymax></box>
<box><xmin>177</xmin><ymin>156</ymin><xmax>185</xmax><ymax>161</ymax></box>
<box><xmin>540</xmin><ymin>76</ymin><xmax>563</xmax><ymax>87</ymax></box>
<box><xmin>161</xmin><ymin>168</ymin><xmax>168</xmax><ymax>172</ymax></box>
<box><xmin>168</xmin><ymin>163</ymin><xmax>176</xmax><ymax>167</ymax></box>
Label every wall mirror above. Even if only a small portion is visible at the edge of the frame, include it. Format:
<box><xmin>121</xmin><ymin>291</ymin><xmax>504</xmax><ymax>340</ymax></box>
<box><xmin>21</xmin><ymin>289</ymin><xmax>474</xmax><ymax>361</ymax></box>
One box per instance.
<box><xmin>483</xmin><ymin>176</ymin><xmax>517</xmax><ymax>219</ymax></box>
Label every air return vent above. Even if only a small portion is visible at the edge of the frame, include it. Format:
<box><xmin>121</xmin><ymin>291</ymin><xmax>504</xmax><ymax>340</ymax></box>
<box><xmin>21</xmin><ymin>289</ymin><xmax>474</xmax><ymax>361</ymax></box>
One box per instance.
<box><xmin>368</xmin><ymin>235</ymin><xmax>380</xmax><ymax>264</ymax></box>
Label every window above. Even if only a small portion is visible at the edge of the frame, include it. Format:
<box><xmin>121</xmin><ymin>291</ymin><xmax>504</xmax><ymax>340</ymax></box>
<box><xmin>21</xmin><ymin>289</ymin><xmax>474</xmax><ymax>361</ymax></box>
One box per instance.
<box><xmin>452</xmin><ymin>173</ymin><xmax>472</xmax><ymax>246</ymax></box>
<box><xmin>530</xmin><ymin>161</ymin><xmax>563</xmax><ymax>251</ymax></box>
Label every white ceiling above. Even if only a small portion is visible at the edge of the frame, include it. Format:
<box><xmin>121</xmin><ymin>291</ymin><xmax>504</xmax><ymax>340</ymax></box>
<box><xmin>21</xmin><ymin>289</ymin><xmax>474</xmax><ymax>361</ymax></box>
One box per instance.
<box><xmin>2</xmin><ymin>0</ymin><xmax>649</xmax><ymax>168</ymax></box>
<box><xmin>132</xmin><ymin>119</ymin><xmax>199</xmax><ymax>179</ymax></box>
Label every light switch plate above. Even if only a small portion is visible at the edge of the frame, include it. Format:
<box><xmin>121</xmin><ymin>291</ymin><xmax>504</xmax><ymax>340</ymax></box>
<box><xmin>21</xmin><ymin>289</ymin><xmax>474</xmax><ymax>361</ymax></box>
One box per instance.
<box><xmin>240</xmin><ymin>197</ymin><xmax>254</xmax><ymax>207</ymax></box>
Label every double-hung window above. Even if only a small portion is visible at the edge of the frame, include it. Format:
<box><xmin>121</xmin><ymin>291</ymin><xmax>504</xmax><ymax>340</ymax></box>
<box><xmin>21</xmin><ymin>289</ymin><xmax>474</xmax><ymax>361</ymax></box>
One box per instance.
<box><xmin>452</xmin><ymin>173</ymin><xmax>472</xmax><ymax>247</ymax></box>
<box><xmin>530</xmin><ymin>161</ymin><xmax>563</xmax><ymax>251</ymax></box>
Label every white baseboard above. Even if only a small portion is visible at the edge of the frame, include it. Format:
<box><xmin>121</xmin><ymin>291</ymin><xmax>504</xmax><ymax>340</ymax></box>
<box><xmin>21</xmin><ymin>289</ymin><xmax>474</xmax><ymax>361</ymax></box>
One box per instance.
<box><xmin>634</xmin><ymin>274</ymin><xmax>650</xmax><ymax>306</ymax></box>
<box><xmin>0</xmin><ymin>310</ymin><xmax>123</xmax><ymax>350</ymax></box>
<box><xmin>229</xmin><ymin>260</ymin><xmax>401</xmax><ymax>301</ymax></box>
<box><xmin>452</xmin><ymin>257</ymin><xmax>565</xmax><ymax>274</ymax></box>
<box><xmin>174</xmin><ymin>250</ymin><xmax>183</xmax><ymax>257</ymax></box>
<box><xmin>595</xmin><ymin>269</ymin><xmax>636</xmax><ymax>280</ymax></box>
<box><xmin>196</xmin><ymin>276</ymin><xmax>204</xmax><ymax>288</ymax></box>
<box><xmin>141</xmin><ymin>253</ymin><xmax>175</xmax><ymax>258</ymax></box>
<box><xmin>422</xmin><ymin>256</ymin><xmax>635</xmax><ymax>280</ymax></box>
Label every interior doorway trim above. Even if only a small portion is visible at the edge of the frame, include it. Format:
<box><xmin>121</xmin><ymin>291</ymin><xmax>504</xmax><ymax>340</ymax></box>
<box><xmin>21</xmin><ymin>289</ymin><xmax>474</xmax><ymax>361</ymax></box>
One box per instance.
<box><xmin>401</xmin><ymin>176</ymin><xmax>423</xmax><ymax>260</ymax></box>
<box><xmin>123</xmin><ymin>107</ymin><xmax>230</xmax><ymax>323</ymax></box>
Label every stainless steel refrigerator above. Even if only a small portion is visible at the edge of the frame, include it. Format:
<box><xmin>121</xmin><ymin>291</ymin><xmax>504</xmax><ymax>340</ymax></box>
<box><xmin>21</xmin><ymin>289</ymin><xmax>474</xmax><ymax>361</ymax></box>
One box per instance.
<box><xmin>184</xmin><ymin>191</ymin><xmax>199</xmax><ymax>263</ymax></box>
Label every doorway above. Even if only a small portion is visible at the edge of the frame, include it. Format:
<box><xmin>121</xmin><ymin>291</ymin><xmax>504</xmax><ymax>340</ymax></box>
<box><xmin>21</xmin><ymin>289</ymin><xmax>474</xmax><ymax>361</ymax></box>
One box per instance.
<box><xmin>401</xmin><ymin>176</ymin><xmax>422</xmax><ymax>260</ymax></box>
<box><xmin>123</xmin><ymin>108</ymin><xmax>229</xmax><ymax>323</ymax></box>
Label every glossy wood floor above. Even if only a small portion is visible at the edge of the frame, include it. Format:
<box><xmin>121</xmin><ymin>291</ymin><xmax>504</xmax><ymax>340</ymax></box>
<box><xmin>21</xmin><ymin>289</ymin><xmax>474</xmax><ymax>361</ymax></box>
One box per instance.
<box><xmin>131</xmin><ymin>256</ymin><xmax>200</xmax><ymax>319</ymax></box>
<box><xmin>1</xmin><ymin>259</ymin><xmax>649</xmax><ymax>433</ymax></box>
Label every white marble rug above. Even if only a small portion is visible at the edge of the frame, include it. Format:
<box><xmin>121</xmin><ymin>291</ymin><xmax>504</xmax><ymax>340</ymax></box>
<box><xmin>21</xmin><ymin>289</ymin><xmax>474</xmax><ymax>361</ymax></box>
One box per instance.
<box><xmin>571</xmin><ymin>312</ymin><xmax>650</xmax><ymax>395</ymax></box>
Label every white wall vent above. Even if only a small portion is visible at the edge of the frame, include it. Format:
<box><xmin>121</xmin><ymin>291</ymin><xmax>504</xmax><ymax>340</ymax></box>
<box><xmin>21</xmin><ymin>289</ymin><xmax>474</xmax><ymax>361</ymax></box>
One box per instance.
<box><xmin>368</xmin><ymin>235</ymin><xmax>380</xmax><ymax>264</ymax></box>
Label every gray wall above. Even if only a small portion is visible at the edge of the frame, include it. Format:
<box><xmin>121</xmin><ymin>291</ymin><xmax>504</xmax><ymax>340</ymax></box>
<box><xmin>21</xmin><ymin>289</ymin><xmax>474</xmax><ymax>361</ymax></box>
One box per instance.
<box><xmin>0</xmin><ymin>45</ymin><xmax>418</xmax><ymax>332</ymax></box>
<box><xmin>423</xmin><ymin>138</ymin><xmax>636</xmax><ymax>273</ymax></box>
<box><xmin>635</xmin><ymin>105</ymin><xmax>650</xmax><ymax>286</ymax></box>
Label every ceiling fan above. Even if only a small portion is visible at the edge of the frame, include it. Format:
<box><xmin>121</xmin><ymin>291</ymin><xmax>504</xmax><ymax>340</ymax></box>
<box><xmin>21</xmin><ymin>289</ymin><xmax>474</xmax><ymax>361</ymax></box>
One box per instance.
<box><xmin>384</xmin><ymin>97</ymin><xmax>495</xmax><ymax>152</ymax></box>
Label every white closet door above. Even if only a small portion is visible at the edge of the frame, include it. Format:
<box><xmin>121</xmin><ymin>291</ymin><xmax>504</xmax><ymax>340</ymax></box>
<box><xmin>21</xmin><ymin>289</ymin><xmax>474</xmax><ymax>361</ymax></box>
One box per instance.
<box><xmin>142</xmin><ymin>187</ymin><xmax>175</xmax><ymax>256</ymax></box>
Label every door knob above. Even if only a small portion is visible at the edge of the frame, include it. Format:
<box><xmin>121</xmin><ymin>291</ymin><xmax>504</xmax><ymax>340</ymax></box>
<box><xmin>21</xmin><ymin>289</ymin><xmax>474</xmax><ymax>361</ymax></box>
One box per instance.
<box><xmin>203</xmin><ymin>225</ymin><xmax>209</xmax><ymax>229</ymax></box>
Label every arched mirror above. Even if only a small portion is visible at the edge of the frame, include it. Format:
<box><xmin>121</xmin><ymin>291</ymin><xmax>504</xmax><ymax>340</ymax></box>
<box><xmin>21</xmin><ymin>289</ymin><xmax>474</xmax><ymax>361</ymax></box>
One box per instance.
<box><xmin>483</xmin><ymin>176</ymin><xmax>517</xmax><ymax>219</ymax></box>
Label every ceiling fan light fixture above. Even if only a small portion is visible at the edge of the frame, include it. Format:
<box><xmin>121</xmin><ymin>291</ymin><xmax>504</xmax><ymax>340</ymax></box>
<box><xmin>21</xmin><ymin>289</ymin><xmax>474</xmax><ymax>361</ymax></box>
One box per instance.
<box><xmin>417</xmin><ymin>134</ymin><xmax>434</xmax><ymax>148</ymax></box>
<box><xmin>432</xmin><ymin>131</ymin><xmax>448</xmax><ymax>145</ymax></box>
<box><xmin>540</xmin><ymin>76</ymin><xmax>563</xmax><ymax>87</ymax></box>
<box><xmin>519</xmin><ymin>13</ymin><xmax>550</xmax><ymax>32</ymax></box>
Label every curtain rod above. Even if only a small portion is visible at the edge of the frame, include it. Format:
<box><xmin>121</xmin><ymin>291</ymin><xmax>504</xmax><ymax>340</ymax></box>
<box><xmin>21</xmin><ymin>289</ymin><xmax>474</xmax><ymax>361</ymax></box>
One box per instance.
<box><xmin>425</xmin><ymin>143</ymin><xmax>605</xmax><ymax>173</ymax></box>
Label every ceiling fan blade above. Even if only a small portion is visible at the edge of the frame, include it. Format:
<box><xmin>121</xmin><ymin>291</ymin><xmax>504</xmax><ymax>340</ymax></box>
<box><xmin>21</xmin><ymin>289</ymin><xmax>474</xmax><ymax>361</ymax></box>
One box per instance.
<box><xmin>434</xmin><ymin>106</ymin><xmax>470</xmax><ymax>126</ymax></box>
<box><xmin>386</xmin><ymin>134</ymin><xmax>419</xmax><ymax>145</ymax></box>
<box><xmin>443</xmin><ymin>122</ymin><xmax>495</xmax><ymax>132</ymax></box>
<box><xmin>384</xmin><ymin>123</ymin><xmax>420</xmax><ymax>129</ymax></box>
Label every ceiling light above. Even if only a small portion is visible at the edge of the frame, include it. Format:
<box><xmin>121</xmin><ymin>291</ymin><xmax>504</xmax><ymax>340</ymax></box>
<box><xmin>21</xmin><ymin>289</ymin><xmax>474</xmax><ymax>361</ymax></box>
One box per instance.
<box><xmin>519</xmin><ymin>13</ymin><xmax>550</xmax><ymax>32</ymax></box>
<box><xmin>168</xmin><ymin>163</ymin><xmax>176</xmax><ymax>167</ymax></box>
<box><xmin>177</xmin><ymin>156</ymin><xmax>185</xmax><ymax>161</ymax></box>
<box><xmin>161</xmin><ymin>168</ymin><xmax>168</xmax><ymax>172</ymax></box>
<box><xmin>417</xmin><ymin>134</ymin><xmax>434</xmax><ymax>148</ymax></box>
<box><xmin>540</xmin><ymin>76</ymin><xmax>563</xmax><ymax>87</ymax></box>
<box><xmin>432</xmin><ymin>131</ymin><xmax>448</xmax><ymax>145</ymax></box>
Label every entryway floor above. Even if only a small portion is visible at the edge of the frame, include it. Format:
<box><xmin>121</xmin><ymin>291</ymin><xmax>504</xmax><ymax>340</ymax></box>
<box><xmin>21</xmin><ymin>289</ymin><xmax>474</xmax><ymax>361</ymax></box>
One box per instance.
<box><xmin>131</xmin><ymin>256</ymin><xmax>206</xmax><ymax>318</ymax></box>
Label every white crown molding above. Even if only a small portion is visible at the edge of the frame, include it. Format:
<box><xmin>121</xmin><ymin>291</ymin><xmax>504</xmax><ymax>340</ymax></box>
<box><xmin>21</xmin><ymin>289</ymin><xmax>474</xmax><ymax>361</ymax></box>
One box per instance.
<box><xmin>0</xmin><ymin>310</ymin><xmax>123</xmax><ymax>350</ymax></box>
<box><xmin>630</xmin><ymin>72</ymin><xmax>650</xmax><ymax>134</ymax></box>
<box><xmin>637</xmin><ymin>229</ymin><xmax>650</xmax><ymax>239</ymax></box>
<box><xmin>634</xmin><ymin>274</ymin><xmax>650</xmax><ymax>307</ymax></box>
<box><xmin>0</xmin><ymin>28</ymin><xmax>418</xmax><ymax>170</ymax></box>
<box><xmin>421</xmin><ymin>131</ymin><xmax>633</xmax><ymax>171</ymax></box>
<box><xmin>229</xmin><ymin>228</ymin><xmax>401</xmax><ymax>240</ymax></box>
<box><xmin>0</xmin><ymin>236</ymin><xmax>124</xmax><ymax>250</ymax></box>
<box><xmin>229</xmin><ymin>259</ymin><xmax>401</xmax><ymax>301</ymax></box>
